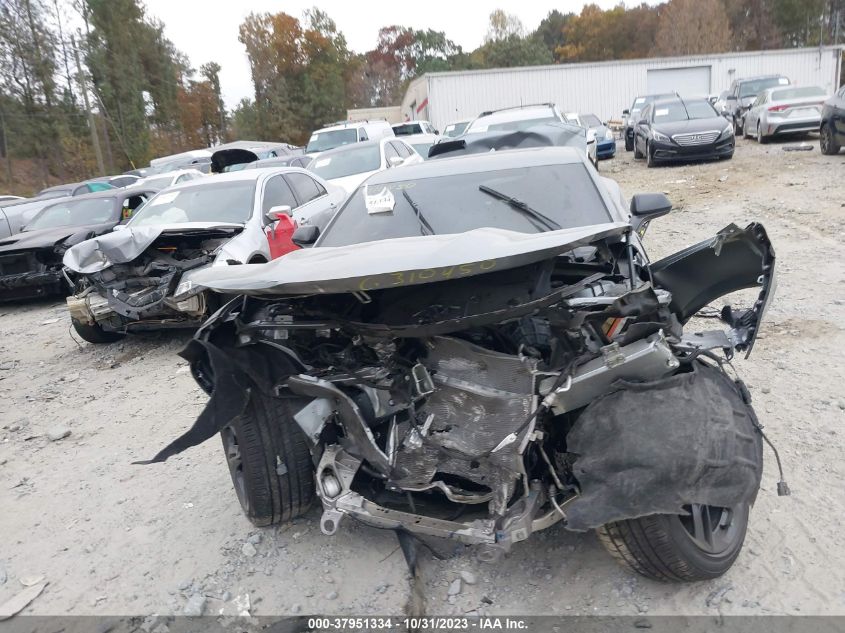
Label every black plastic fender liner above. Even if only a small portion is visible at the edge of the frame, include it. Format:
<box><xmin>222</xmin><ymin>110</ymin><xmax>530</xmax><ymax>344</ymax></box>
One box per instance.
<box><xmin>650</xmin><ymin>222</ymin><xmax>775</xmax><ymax>355</ymax></box>
<box><xmin>562</xmin><ymin>361</ymin><xmax>763</xmax><ymax>532</ymax></box>
<box><xmin>135</xmin><ymin>338</ymin><xmax>306</xmax><ymax>464</ymax></box>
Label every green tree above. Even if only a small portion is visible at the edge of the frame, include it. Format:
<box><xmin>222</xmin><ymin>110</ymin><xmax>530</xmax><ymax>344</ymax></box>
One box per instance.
<box><xmin>533</xmin><ymin>10</ymin><xmax>574</xmax><ymax>61</ymax></box>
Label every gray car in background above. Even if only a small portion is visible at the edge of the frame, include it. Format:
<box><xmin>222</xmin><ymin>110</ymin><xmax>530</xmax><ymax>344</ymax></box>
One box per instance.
<box><xmin>743</xmin><ymin>85</ymin><xmax>829</xmax><ymax>143</ymax></box>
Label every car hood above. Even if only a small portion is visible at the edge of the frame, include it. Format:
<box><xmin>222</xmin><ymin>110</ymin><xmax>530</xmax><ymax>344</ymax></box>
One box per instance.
<box><xmin>63</xmin><ymin>222</ymin><xmax>244</xmax><ymax>274</ymax></box>
<box><xmin>0</xmin><ymin>223</ymin><xmax>114</xmax><ymax>255</ymax></box>
<box><xmin>188</xmin><ymin>223</ymin><xmax>630</xmax><ymax>296</ymax></box>
<box><xmin>653</xmin><ymin>118</ymin><xmax>728</xmax><ymax>136</ymax></box>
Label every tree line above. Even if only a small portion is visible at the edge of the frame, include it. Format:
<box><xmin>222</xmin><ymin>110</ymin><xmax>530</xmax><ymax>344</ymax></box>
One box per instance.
<box><xmin>1</xmin><ymin>0</ymin><xmax>842</xmax><ymax>192</ymax></box>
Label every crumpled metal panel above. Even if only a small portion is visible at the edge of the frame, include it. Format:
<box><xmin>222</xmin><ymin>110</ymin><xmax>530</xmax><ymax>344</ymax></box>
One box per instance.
<box><xmin>62</xmin><ymin>223</ymin><xmax>242</xmax><ymax>274</ymax></box>
<box><xmin>390</xmin><ymin>337</ymin><xmax>537</xmax><ymax>512</ymax></box>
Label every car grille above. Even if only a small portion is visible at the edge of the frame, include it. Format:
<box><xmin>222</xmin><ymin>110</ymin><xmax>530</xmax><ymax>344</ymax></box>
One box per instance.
<box><xmin>0</xmin><ymin>254</ymin><xmax>32</xmax><ymax>276</ymax></box>
<box><xmin>672</xmin><ymin>131</ymin><xmax>720</xmax><ymax>146</ymax></box>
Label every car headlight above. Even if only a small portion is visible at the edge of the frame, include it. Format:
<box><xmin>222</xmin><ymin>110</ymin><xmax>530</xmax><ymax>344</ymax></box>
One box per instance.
<box><xmin>652</xmin><ymin>130</ymin><xmax>670</xmax><ymax>142</ymax></box>
<box><xmin>604</xmin><ymin>129</ymin><xmax>614</xmax><ymax>141</ymax></box>
<box><xmin>719</xmin><ymin>123</ymin><xmax>734</xmax><ymax>139</ymax></box>
<box><xmin>173</xmin><ymin>279</ymin><xmax>201</xmax><ymax>300</ymax></box>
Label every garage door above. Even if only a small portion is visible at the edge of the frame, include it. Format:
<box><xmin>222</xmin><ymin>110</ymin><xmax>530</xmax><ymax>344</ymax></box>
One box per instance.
<box><xmin>647</xmin><ymin>66</ymin><xmax>711</xmax><ymax>98</ymax></box>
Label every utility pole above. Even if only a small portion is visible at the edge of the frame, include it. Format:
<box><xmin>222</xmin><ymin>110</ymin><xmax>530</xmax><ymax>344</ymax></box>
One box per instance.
<box><xmin>72</xmin><ymin>36</ymin><xmax>105</xmax><ymax>176</ymax></box>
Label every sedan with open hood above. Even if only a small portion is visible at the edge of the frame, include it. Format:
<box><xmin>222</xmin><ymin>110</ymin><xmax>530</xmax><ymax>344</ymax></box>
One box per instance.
<box><xmin>62</xmin><ymin>168</ymin><xmax>344</xmax><ymax>343</ymax></box>
<box><xmin>141</xmin><ymin>146</ymin><xmax>784</xmax><ymax>584</ymax></box>
<box><xmin>0</xmin><ymin>188</ymin><xmax>154</xmax><ymax>301</ymax></box>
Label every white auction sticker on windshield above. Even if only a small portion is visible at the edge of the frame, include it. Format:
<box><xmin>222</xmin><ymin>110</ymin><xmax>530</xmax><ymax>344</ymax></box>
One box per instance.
<box><xmin>314</xmin><ymin>158</ymin><xmax>331</xmax><ymax>168</ymax></box>
<box><xmin>364</xmin><ymin>185</ymin><xmax>395</xmax><ymax>214</ymax></box>
<box><xmin>655</xmin><ymin>108</ymin><xmax>669</xmax><ymax>117</ymax></box>
<box><xmin>150</xmin><ymin>191</ymin><xmax>179</xmax><ymax>206</ymax></box>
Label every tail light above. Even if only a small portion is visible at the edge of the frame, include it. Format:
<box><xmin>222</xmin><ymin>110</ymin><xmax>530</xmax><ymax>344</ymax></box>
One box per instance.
<box><xmin>768</xmin><ymin>101</ymin><xmax>824</xmax><ymax>113</ymax></box>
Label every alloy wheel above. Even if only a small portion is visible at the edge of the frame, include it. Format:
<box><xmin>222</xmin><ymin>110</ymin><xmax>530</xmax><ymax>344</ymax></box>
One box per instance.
<box><xmin>675</xmin><ymin>504</ymin><xmax>742</xmax><ymax>555</ymax></box>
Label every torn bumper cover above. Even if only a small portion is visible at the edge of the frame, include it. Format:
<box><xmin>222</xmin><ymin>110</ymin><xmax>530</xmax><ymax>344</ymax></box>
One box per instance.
<box><xmin>0</xmin><ymin>268</ymin><xmax>64</xmax><ymax>301</ymax></box>
<box><xmin>564</xmin><ymin>362</ymin><xmax>763</xmax><ymax>531</ymax></box>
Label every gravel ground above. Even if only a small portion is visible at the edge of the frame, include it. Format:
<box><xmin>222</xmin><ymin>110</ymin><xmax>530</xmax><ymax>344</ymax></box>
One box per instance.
<box><xmin>1</xmin><ymin>135</ymin><xmax>844</xmax><ymax>618</ymax></box>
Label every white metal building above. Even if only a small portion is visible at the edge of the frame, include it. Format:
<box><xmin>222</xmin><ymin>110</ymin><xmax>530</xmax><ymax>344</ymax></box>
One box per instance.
<box><xmin>401</xmin><ymin>46</ymin><xmax>844</xmax><ymax>129</ymax></box>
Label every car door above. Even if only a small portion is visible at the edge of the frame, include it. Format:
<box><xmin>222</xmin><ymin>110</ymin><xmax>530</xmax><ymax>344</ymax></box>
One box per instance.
<box><xmin>636</xmin><ymin>105</ymin><xmax>651</xmax><ymax>153</ymax></box>
<box><xmin>746</xmin><ymin>93</ymin><xmax>764</xmax><ymax>131</ymax></box>
<box><xmin>835</xmin><ymin>87</ymin><xmax>845</xmax><ymax>141</ymax></box>
<box><xmin>285</xmin><ymin>171</ymin><xmax>335</xmax><ymax>224</ymax></box>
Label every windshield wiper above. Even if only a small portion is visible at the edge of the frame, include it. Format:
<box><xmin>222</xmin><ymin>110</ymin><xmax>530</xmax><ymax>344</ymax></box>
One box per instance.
<box><xmin>402</xmin><ymin>190</ymin><xmax>435</xmax><ymax>236</ymax></box>
<box><xmin>478</xmin><ymin>185</ymin><xmax>562</xmax><ymax>232</ymax></box>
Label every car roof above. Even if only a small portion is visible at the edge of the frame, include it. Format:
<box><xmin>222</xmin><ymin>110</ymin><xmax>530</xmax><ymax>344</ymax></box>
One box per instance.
<box><xmin>363</xmin><ymin>146</ymin><xmax>583</xmax><ymax>185</ymax></box>
<box><xmin>315</xmin><ymin>140</ymin><xmax>383</xmax><ymax>157</ymax></box>
<box><xmin>160</xmin><ymin>166</ymin><xmax>314</xmax><ymax>192</ymax></box>
<box><xmin>315</xmin><ymin>120</ymin><xmax>387</xmax><ymax>133</ymax></box>
<box><xmin>393</xmin><ymin>120</ymin><xmax>430</xmax><ymax>126</ymax></box>
<box><xmin>737</xmin><ymin>74</ymin><xmax>786</xmax><ymax>83</ymax></box>
<box><xmin>42</xmin><ymin>186</ymin><xmax>155</xmax><ymax>203</ymax></box>
<box><xmin>400</xmin><ymin>133</ymin><xmax>440</xmax><ymax>143</ymax></box>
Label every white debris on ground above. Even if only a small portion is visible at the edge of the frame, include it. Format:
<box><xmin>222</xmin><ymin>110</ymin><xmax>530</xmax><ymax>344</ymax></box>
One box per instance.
<box><xmin>0</xmin><ymin>137</ymin><xmax>844</xmax><ymax>617</ymax></box>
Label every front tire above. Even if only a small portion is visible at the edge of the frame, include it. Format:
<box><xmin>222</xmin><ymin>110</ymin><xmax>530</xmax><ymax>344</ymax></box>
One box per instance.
<box><xmin>633</xmin><ymin>137</ymin><xmax>643</xmax><ymax>159</ymax></box>
<box><xmin>646</xmin><ymin>141</ymin><xmax>656</xmax><ymax>168</ymax></box>
<box><xmin>597</xmin><ymin>503</ymin><xmax>749</xmax><ymax>582</ymax></box>
<box><xmin>625</xmin><ymin>133</ymin><xmax>633</xmax><ymax>152</ymax></box>
<box><xmin>71</xmin><ymin>318</ymin><xmax>125</xmax><ymax>344</ymax></box>
<box><xmin>756</xmin><ymin>123</ymin><xmax>768</xmax><ymax>144</ymax></box>
<box><xmin>820</xmin><ymin>123</ymin><xmax>841</xmax><ymax>155</ymax></box>
<box><xmin>221</xmin><ymin>390</ymin><xmax>315</xmax><ymax>526</ymax></box>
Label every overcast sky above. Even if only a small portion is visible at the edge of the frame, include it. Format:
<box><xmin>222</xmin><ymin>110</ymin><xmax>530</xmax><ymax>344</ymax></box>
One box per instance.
<box><xmin>142</xmin><ymin>0</ymin><xmax>632</xmax><ymax>109</ymax></box>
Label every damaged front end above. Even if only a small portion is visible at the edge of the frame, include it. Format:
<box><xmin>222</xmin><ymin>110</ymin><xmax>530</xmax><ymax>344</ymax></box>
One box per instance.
<box><xmin>144</xmin><ymin>221</ymin><xmax>779</xmax><ymax>569</ymax></box>
<box><xmin>0</xmin><ymin>248</ymin><xmax>66</xmax><ymax>301</ymax></box>
<box><xmin>65</xmin><ymin>228</ymin><xmax>238</xmax><ymax>333</ymax></box>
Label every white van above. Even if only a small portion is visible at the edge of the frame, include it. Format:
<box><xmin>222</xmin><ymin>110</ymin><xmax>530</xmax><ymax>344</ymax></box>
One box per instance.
<box><xmin>305</xmin><ymin>120</ymin><xmax>394</xmax><ymax>156</ymax></box>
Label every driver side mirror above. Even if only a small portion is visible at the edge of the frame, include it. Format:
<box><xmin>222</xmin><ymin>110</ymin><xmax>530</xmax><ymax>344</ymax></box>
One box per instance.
<box><xmin>638</xmin><ymin>119</ymin><xmax>648</xmax><ymax>126</ymax></box>
<box><xmin>388</xmin><ymin>156</ymin><xmax>404</xmax><ymax>168</ymax></box>
<box><xmin>265</xmin><ymin>204</ymin><xmax>292</xmax><ymax>223</ymax></box>
<box><xmin>291</xmin><ymin>224</ymin><xmax>320</xmax><ymax>247</ymax></box>
<box><xmin>630</xmin><ymin>193</ymin><xmax>672</xmax><ymax>236</ymax></box>
<box><xmin>622</xmin><ymin>109</ymin><xmax>630</xmax><ymax>116</ymax></box>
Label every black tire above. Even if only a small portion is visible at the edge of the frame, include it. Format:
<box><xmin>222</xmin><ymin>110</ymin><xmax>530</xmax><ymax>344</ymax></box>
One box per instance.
<box><xmin>625</xmin><ymin>133</ymin><xmax>633</xmax><ymax>152</ymax></box>
<box><xmin>734</xmin><ymin>116</ymin><xmax>743</xmax><ymax>136</ymax></box>
<box><xmin>820</xmin><ymin>123</ymin><xmax>841</xmax><ymax>155</ymax></box>
<box><xmin>71</xmin><ymin>318</ymin><xmax>125</xmax><ymax>344</ymax></box>
<box><xmin>597</xmin><ymin>503</ymin><xmax>749</xmax><ymax>582</ymax></box>
<box><xmin>646</xmin><ymin>141</ymin><xmax>655</xmax><ymax>168</ymax></box>
<box><xmin>633</xmin><ymin>137</ymin><xmax>643</xmax><ymax>159</ymax></box>
<box><xmin>221</xmin><ymin>390</ymin><xmax>315</xmax><ymax>526</ymax></box>
<box><xmin>756</xmin><ymin>123</ymin><xmax>768</xmax><ymax>144</ymax></box>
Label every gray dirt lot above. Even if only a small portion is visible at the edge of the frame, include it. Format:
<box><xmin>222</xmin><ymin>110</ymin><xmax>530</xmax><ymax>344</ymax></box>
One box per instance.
<box><xmin>1</xmin><ymin>135</ymin><xmax>844</xmax><ymax>618</ymax></box>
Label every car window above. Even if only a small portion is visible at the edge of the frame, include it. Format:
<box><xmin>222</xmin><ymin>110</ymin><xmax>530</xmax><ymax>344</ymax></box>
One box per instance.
<box><xmin>25</xmin><ymin>197</ymin><xmax>119</xmax><ymax>231</ymax></box>
<box><xmin>129</xmin><ymin>181</ymin><xmax>256</xmax><ymax>226</ymax></box>
<box><xmin>121</xmin><ymin>194</ymin><xmax>147</xmax><ymax>221</ymax></box>
<box><xmin>393</xmin><ymin>141</ymin><xmax>412</xmax><ymax>158</ymax></box>
<box><xmin>358</xmin><ymin>129</ymin><xmax>368</xmax><ymax>142</ymax></box>
<box><xmin>383</xmin><ymin>142</ymin><xmax>400</xmax><ymax>162</ymax></box>
<box><xmin>320</xmin><ymin>163</ymin><xmax>612</xmax><ymax>247</ymax></box>
<box><xmin>306</xmin><ymin>129</ymin><xmax>358</xmax><ymax>153</ymax></box>
<box><xmin>262</xmin><ymin>175</ymin><xmax>299</xmax><ymax>216</ymax></box>
<box><xmin>739</xmin><ymin>77</ymin><xmax>788</xmax><ymax>99</ymax></box>
<box><xmin>771</xmin><ymin>86</ymin><xmax>826</xmax><ymax>100</ymax></box>
<box><xmin>286</xmin><ymin>172</ymin><xmax>324</xmax><ymax>204</ymax></box>
<box><xmin>392</xmin><ymin>123</ymin><xmax>422</xmax><ymax>136</ymax></box>
<box><xmin>309</xmin><ymin>145</ymin><xmax>382</xmax><ymax>180</ymax></box>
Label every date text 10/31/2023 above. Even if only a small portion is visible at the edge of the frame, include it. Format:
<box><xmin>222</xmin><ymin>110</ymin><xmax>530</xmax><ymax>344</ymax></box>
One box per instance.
<box><xmin>307</xmin><ymin>617</ymin><xmax>529</xmax><ymax>630</ymax></box>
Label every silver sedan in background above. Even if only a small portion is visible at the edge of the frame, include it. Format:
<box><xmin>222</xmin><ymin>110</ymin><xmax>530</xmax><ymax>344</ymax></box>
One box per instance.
<box><xmin>744</xmin><ymin>85</ymin><xmax>829</xmax><ymax>143</ymax></box>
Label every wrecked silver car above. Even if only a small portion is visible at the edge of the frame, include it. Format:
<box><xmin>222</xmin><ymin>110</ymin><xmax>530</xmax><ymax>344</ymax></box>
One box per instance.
<box><xmin>142</xmin><ymin>147</ymin><xmax>783</xmax><ymax>582</ymax></box>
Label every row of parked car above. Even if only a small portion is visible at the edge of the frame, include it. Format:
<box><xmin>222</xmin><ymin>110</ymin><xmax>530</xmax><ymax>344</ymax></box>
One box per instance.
<box><xmin>620</xmin><ymin>75</ymin><xmax>845</xmax><ymax>166</ymax></box>
<box><xmin>0</xmin><ymin>89</ymin><xmax>792</xmax><ymax>583</ymax></box>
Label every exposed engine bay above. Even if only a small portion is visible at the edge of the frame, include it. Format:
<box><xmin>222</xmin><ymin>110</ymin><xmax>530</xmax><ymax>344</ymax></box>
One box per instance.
<box><xmin>66</xmin><ymin>229</ymin><xmax>236</xmax><ymax>333</ymax></box>
<box><xmin>141</xmin><ymin>221</ymin><xmax>780</xmax><ymax>558</ymax></box>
